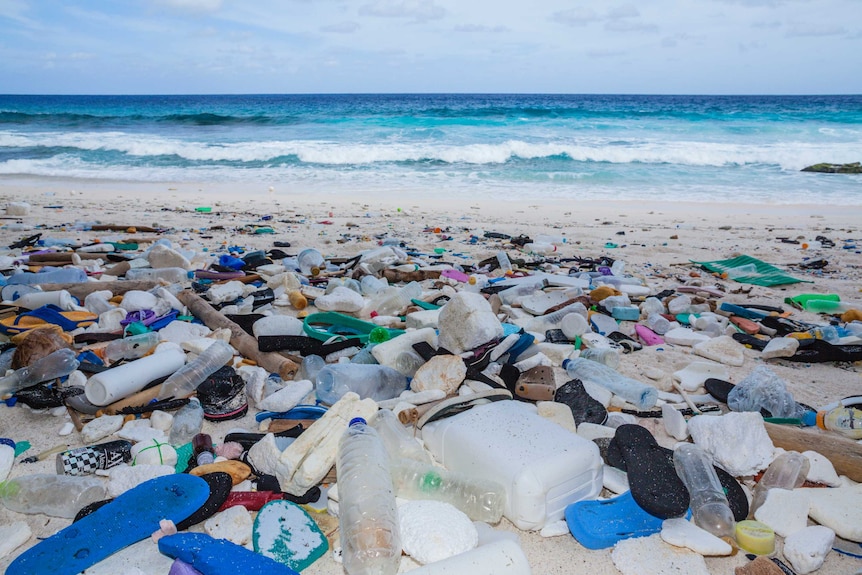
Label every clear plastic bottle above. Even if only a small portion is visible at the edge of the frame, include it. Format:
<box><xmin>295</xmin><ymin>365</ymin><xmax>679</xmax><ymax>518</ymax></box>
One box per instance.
<box><xmin>156</xmin><ymin>340</ymin><xmax>234</xmax><ymax>400</ymax></box>
<box><xmin>326</xmin><ymin>278</ymin><xmax>362</xmax><ymax>295</ymax></box>
<box><xmin>315</xmin><ymin>364</ymin><xmax>408</xmax><ymax>405</ymax></box>
<box><xmin>0</xmin><ymin>473</ymin><xmax>106</xmax><ymax>518</ymax></box>
<box><xmin>523</xmin><ymin>242</ymin><xmax>557</xmax><ymax>255</ymax></box>
<box><xmin>749</xmin><ymin>451</ymin><xmax>810</xmax><ymax>517</ymax></box>
<box><xmin>496</xmin><ymin>251</ymin><xmax>513</xmax><ymax>274</ymax></box>
<box><xmin>360</xmin><ymin>275</ymin><xmax>388</xmax><ymax>296</ymax></box>
<box><xmin>805</xmin><ymin>406</ymin><xmax>862</xmax><ymax>439</ymax></box>
<box><xmin>336</xmin><ymin>417</ymin><xmax>401</xmax><ymax>575</ymax></box>
<box><xmin>169</xmin><ymin>398</ymin><xmax>205</xmax><ymax>446</ymax></box>
<box><xmin>104</xmin><ymin>332</ymin><xmax>162</xmax><ymax>362</ymax></box>
<box><xmin>392</xmin><ymin>350</ymin><xmax>425</xmax><ymax>378</ymax></box>
<box><xmin>563</xmin><ymin>357</ymin><xmax>658</xmax><ymax>410</ymax></box>
<box><xmin>646</xmin><ymin>313</ymin><xmax>673</xmax><ymax>335</ymax></box>
<box><xmin>6</xmin><ymin>267</ymin><xmax>88</xmax><ymax>285</ymax></box>
<box><xmin>727</xmin><ymin>365</ymin><xmax>804</xmax><ymax>419</ymax></box>
<box><xmin>525</xmin><ymin>302</ymin><xmax>589</xmax><ymax>333</ymax></box>
<box><xmin>390</xmin><ymin>459</ymin><xmax>506</xmax><ymax>524</ymax></box>
<box><xmin>496</xmin><ymin>279</ymin><xmax>547</xmax><ymax>305</ymax></box>
<box><xmin>350</xmin><ymin>344</ymin><xmax>380</xmax><ymax>365</ymax></box>
<box><xmin>804</xmin><ymin>299</ymin><xmax>857</xmax><ymax>314</ymax></box>
<box><xmin>297</xmin><ymin>354</ymin><xmax>326</xmax><ymax>382</ymax></box>
<box><xmin>84</xmin><ymin>290</ymin><xmax>115</xmax><ymax>315</ymax></box>
<box><xmin>371</xmin><ymin>409</ymin><xmax>432</xmax><ymax>465</ymax></box>
<box><xmin>297</xmin><ymin>248</ymin><xmax>326</xmax><ymax>277</ymax></box>
<box><xmin>192</xmin><ymin>433</ymin><xmax>215</xmax><ymax>466</ymax></box>
<box><xmin>125</xmin><ymin>267</ymin><xmax>191</xmax><ymax>283</ymax></box>
<box><xmin>579</xmin><ymin>347</ymin><xmax>621</xmax><ymax>369</ymax></box>
<box><xmin>0</xmin><ymin>348</ymin><xmax>80</xmax><ymax>397</ymax></box>
<box><xmin>673</xmin><ymin>444</ymin><xmax>736</xmax><ymax>538</ymax></box>
<box><xmin>365</xmin><ymin>282</ymin><xmax>422</xmax><ymax>317</ymax></box>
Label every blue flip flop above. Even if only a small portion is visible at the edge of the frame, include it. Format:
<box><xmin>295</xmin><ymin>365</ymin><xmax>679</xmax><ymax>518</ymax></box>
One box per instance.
<box><xmin>159</xmin><ymin>532</ymin><xmax>300</xmax><ymax>575</ymax></box>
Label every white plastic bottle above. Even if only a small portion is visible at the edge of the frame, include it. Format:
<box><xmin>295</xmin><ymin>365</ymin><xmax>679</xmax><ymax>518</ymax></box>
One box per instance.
<box><xmin>0</xmin><ymin>474</ymin><xmax>106</xmax><ymax>518</ymax></box>
<box><xmin>84</xmin><ymin>347</ymin><xmax>187</xmax><ymax>406</ymax></box>
<box><xmin>315</xmin><ymin>364</ymin><xmax>408</xmax><ymax>405</ymax></box>
<box><xmin>156</xmin><ymin>340</ymin><xmax>234</xmax><ymax>400</ymax></box>
<box><xmin>125</xmin><ymin>267</ymin><xmax>191</xmax><ymax>283</ymax></box>
<box><xmin>169</xmin><ymin>397</ymin><xmax>205</xmax><ymax>446</ymax></box>
<box><xmin>336</xmin><ymin>417</ymin><xmax>401</xmax><ymax>575</ymax></box>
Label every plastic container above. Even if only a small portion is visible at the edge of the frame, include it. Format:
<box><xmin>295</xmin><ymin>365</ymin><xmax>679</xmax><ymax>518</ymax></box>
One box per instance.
<box><xmin>421</xmin><ymin>400</ymin><xmax>603</xmax><ymax>530</ymax></box>
<box><xmin>0</xmin><ymin>473</ymin><xmax>107</xmax><ymax>518</ymax></box>
<box><xmin>156</xmin><ymin>340</ymin><xmax>234</xmax><ymax>401</ymax></box>
<box><xmin>563</xmin><ymin>357</ymin><xmax>658</xmax><ymax>410</ymax></box>
<box><xmin>371</xmin><ymin>409</ymin><xmax>431</xmax><ymax>464</ymax></box>
<box><xmin>403</xmin><ymin>539</ymin><xmax>530</xmax><ymax>575</ymax></box>
<box><xmin>170</xmin><ymin>398</ymin><xmax>205</xmax><ymax>446</ymax></box>
<box><xmin>727</xmin><ymin>365</ymin><xmax>804</xmax><ymax>419</ymax></box>
<box><xmin>84</xmin><ymin>291</ymin><xmax>115</xmax><ymax>315</ymax></box>
<box><xmin>315</xmin><ymin>364</ymin><xmax>408</xmax><ymax>405</ymax></box>
<box><xmin>84</xmin><ymin>347</ymin><xmax>186</xmax><ymax>406</ymax></box>
<box><xmin>523</xmin><ymin>242</ymin><xmax>557</xmax><ymax>255</ymax></box>
<box><xmin>496</xmin><ymin>251</ymin><xmax>513</xmax><ymax>274</ymax></box>
<box><xmin>104</xmin><ymin>332</ymin><xmax>162</xmax><ymax>362</ymax></box>
<box><xmin>645</xmin><ymin>313</ymin><xmax>673</xmax><ymax>335</ymax></box>
<box><xmin>673</xmin><ymin>444</ymin><xmax>735</xmax><ymax>538</ymax></box>
<box><xmin>803</xmin><ymin>406</ymin><xmax>862</xmax><ymax>439</ymax></box>
<box><xmin>336</xmin><ymin>417</ymin><xmax>401</xmax><ymax>575</ymax></box>
<box><xmin>803</xmin><ymin>299</ymin><xmax>857</xmax><ymax>314</ymax></box>
<box><xmin>525</xmin><ymin>302</ymin><xmax>589</xmax><ymax>333</ymax></box>
<box><xmin>192</xmin><ymin>433</ymin><xmax>215</xmax><ymax>466</ymax></box>
<box><xmin>297</xmin><ymin>248</ymin><xmax>326</xmax><ymax>277</ymax></box>
<box><xmin>56</xmin><ymin>440</ymin><xmax>132</xmax><ymax>476</ymax></box>
<box><xmin>0</xmin><ymin>348</ymin><xmax>80</xmax><ymax>397</ymax></box>
<box><xmin>579</xmin><ymin>347</ymin><xmax>620</xmax><ymax>369</ymax></box>
<box><xmin>6</xmin><ymin>267</ymin><xmax>88</xmax><ymax>285</ymax></box>
<box><xmin>725</xmin><ymin>263</ymin><xmax>758</xmax><ymax>279</ymax></box>
<box><xmin>125</xmin><ymin>267</ymin><xmax>191</xmax><ymax>283</ymax></box>
<box><xmin>748</xmin><ymin>451</ymin><xmax>810</xmax><ymax>517</ymax></box>
<box><xmin>297</xmin><ymin>354</ymin><xmax>326</xmax><ymax>383</ymax></box>
<box><xmin>391</xmin><ymin>459</ymin><xmax>506</xmax><ymax>523</ymax></box>
<box><xmin>12</xmin><ymin>289</ymin><xmax>76</xmax><ymax>311</ymax></box>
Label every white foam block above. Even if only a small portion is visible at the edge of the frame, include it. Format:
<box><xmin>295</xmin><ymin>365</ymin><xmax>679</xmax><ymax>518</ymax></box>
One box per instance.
<box><xmin>612</xmin><ymin>533</ymin><xmax>710</xmax><ymax>575</ymax></box>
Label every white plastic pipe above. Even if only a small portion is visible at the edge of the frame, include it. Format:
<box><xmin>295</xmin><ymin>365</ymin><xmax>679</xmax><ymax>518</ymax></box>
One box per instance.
<box><xmin>84</xmin><ymin>347</ymin><xmax>186</xmax><ymax>406</ymax></box>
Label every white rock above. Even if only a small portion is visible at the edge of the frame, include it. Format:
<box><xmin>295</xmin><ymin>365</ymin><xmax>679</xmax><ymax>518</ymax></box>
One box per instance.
<box><xmin>537</xmin><ymin>401</ymin><xmax>577</xmax><ymax>433</ymax></box>
<box><xmin>81</xmin><ymin>414</ymin><xmax>125</xmax><ymax>444</ymax></box>
<box><xmin>662</xmin><ymin>404</ymin><xmax>689</xmax><ymax>441</ymax></box>
<box><xmin>577</xmin><ymin>422</ymin><xmax>615</xmax><ymax>441</ymax></box>
<box><xmin>314</xmin><ymin>286</ymin><xmax>365</xmax><ymax>313</ymax></box>
<box><xmin>797</xmin><ymin>483</ymin><xmax>862</xmax><ymax>542</ymax></box>
<box><xmin>59</xmin><ymin>421</ymin><xmax>76</xmax><ymax>436</ymax></box>
<box><xmin>149</xmin><ymin>410</ymin><xmax>174</xmax><ymax>432</ymax></box>
<box><xmin>642</xmin><ymin>366</ymin><xmax>666</xmax><ymax>381</ymax></box>
<box><xmin>247</xmin><ymin>433</ymin><xmax>283</xmax><ymax>477</ymax></box>
<box><xmin>207</xmin><ymin>281</ymin><xmax>246</xmax><ymax>305</ymax></box>
<box><xmin>118</xmin><ymin>422</ymin><xmax>167</xmax><ymax>444</ymax></box>
<box><xmin>147</xmin><ymin>243</ymin><xmax>191</xmax><ymax>269</ymax></box>
<box><xmin>410</xmin><ymin>355</ymin><xmax>467</xmax><ymax>395</ymax></box>
<box><xmin>803</xmin><ymin>450</ymin><xmax>842</xmax><ymax>487</ymax></box>
<box><xmin>603</xmin><ymin>465</ymin><xmax>630</xmax><ymax>495</ymax></box>
<box><xmin>692</xmin><ymin>335</ymin><xmax>745</xmax><ymax>367</ymax></box>
<box><xmin>663</xmin><ymin>328</ymin><xmax>711</xmax><ymax>347</ymax></box>
<box><xmin>106</xmin><ymin>464</ymin><xmax>175</xmax><ymax>498</ymax></box>
<box><xmin>67</xmin><ymin>370</ymin><xmax>87</xmax><ymax>387</ymax></box>
<box><xmin>437</xmin><ymin>292</ymin><xmax>504</xmax><ymax>354</ymax></box>
<box><xmin>612</xmin><ymin>533</ymin><xmax>710</xmax><ymax>575</ymax></box>
<box><xmin>119</xmin><ymin>290</ymin><xmax>159</xmax><ymax>312</ymax></box>
<box><xmin>761</xmin><ymin>337</ymin><xmax>800</xmax><ymax>359</ymax></box>
<box><xmin>672</xmin><ymin>361</ymin><xmax>729</xmax><ymax>392</ymax></box>
<box><xmin>5</xmin><ymin>201</ymin><xmax>31</xmax><ymax>216</ymax></box>
<box><xmin>130</xmin><ymin>439</ymin><xmax>178</xmax><ymax>467</ymax></box>
<box><xmin>259</xmin><ymin>379</ymin><xmax>314</xmax><ymax>412</ymax></box>
<box><xmin>782</xmin><ymin>525</ymin><xmax>834</xmax><ymax>575</ymax></box>
<box><xmin>204</xmin><ymin>505</ymin><xmax>253</xmax><ymax>546</ymax></box>
<box><xmin>753</xmin><ymin>488</ymin><xmax>810</xmax><ymax>538</ymax></box>
<box><xmin>660</xmin><ymin>517</ymin><xmax>733</xmax><ymax>556</ymax></box>
<box><xmin>605</xmin><ymin>412</ymin><xmax>638</xmax><ymax>427</ymax></box>
<box><xmin>540</xmin><ymin>520</ymin><xmax>570</xmax><ymax>538</ymax></box>
<box><xmin>371</xmin><ymin>328</ymin><xmax>438</xmax><ymax>370</ymax></box>
<box><xmin>687</xmin><ymin>411</ymin><xmax>774</xmax><ymax>477</ymax></box>
<box><xmin>250</xmin><ymin>316</ymin><xmax>301</xmax><ymax>341</ymax></box>
<box><xmin>405</xmin><ymin>309</ymin><xmax>440</xmax><ymax>330</ymax></box>
<box><xmin>158</xmin><ymin>320</ymin><xmax>211</xmax><ymax>343</ymax></box>
<box><xmin>0</xmin><ymin>521</ymin><xmax>32</xmax><ymax>560</ymax></box>
<box><xmin>0</xmin><ymin>444</ymin><xmax>13</xmax><ymax>482</ymax></box>
<box><xmin>399</xmin><ymin>500</ymin><xmax>478</xmax><ymax>564</ymax></box>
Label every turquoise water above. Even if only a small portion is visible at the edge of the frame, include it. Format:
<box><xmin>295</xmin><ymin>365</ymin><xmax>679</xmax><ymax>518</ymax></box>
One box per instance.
<box><xmin>1</xmin><ymin>94</ymin><xmax>861</xmax><ymax>203</ymax></box>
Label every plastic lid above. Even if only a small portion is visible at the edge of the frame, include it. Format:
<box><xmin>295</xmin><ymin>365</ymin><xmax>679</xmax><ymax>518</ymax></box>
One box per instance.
<box><xmin>348</xmin><ymin>417</ymin><xmax>367</xmax><ymax>427</ymax></box>
<box><xmin>562</xmin><ymin>359</ymin><xmax>572</xmax><ymax>370</ymax></box>
<box><xmin>0</xmin><ymin>438</ymin><xmax>14</xmax><ymax>449</ymax></box>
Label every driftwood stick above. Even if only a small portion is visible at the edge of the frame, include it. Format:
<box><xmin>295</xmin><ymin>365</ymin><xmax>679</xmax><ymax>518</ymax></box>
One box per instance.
<box><xmin>33</xmin><ymin>280</ymin><xmax>159</xmax><ymax>299</ymax></box>
<box><xmin>764</xmin><ymin>422</ymin><xmax>862</xmax><ymax>483</ymax></box>
<box><xmin>176</xmin><ymin>290</ymin><xmax>299</xmax><ymax>380</ymax></box>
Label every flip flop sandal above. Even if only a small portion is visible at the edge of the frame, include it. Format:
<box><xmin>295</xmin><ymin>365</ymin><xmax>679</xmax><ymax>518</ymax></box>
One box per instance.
<box><xmin>732</xmin><ymin>332</ymin><xmax>770</xmax><ymax>351</ymax></box>
<box><xmin>784</xmin><ymin>338</ymin><xmax>862</xmax><ymax>363</ymax></box>
<box><xmin>607</xmin><ymin>331</ymin><xmax>643</xmax><ymax>353</ymax></box>
<box><xmin>0</xmin><ymin>304</ymin><xmax>97</xmax><ymax>335</ymax></box>
<box><xmin>159</xmin><ymin>532</ymin><xmax>299</xmax><ymax>575</ymax></box>
<box><xmin>565</xmin><ymin>490</ymin><xmax>677</xmax><ymax>549</ymax></box>
<box><xmin>415</xmin><ymin>388</ymin><xmax>513</xmax><ymax>430</ymax></box>
<box><xmin>555</xmin><ymin>379</ymin><xmax>608</xmax><ymax>425</ymax></box>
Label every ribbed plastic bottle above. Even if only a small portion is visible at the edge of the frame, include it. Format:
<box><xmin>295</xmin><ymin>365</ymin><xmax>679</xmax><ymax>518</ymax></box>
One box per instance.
<box><xmin>579</xmin><ymin>347</ymin><xmax>621</xmax><ymax>369</ymax></box>
<box><xmin>749</xmin><ymin>451</ymin><xmax>810</xmax><ymax>517</ymax></box>
<box><xmin>563</xmin><ymin>357</ymin><xmax>658</xmax><ymax>410</ymax></box>
<box><xmin>297</xmin><ymin>248</ymin><xmax>326</xmax><ymax>277</ymax></box>
<box><xmin>125</xmin><ymin>267</ymin><xmax>191</xmax><ymax>283</ymax></box>
<box><xmin>0</xmin><ymin>348</ymin><xmax>80</xmax><ymax>397</ymax></box>
<box><xmin>6</xmin><ymin>267</ymin><xmax>88</xmax><ymax>285</ymax></box>
<box><xmin>315</xmin><ymin>364</ymin><xmax>408</xmax><ymax>405</ymax></box>
<box><xmin>371</xmin><ymin>409</ymin><xmax>431</xmax><ymax>465</ymax></box>
<box><xmin>297</xmin><ymin>355</ymin><xmax>326</xmax><ymax>382</ymax></box>
<box><xmin>360</xmin><ymin>275</ymin><xmax>388</xmax><ymax>296</ymax></box>
<box><xmin>673</xmin><ymin>444</ymin><xmax>736</xmax><ymax>538</ymax></box>
<box><xmin>104</xmin><ymin>332</ymin><xmax>162</xmax><ymax>362</ymax></box>
<box><xmin>336</xmin><ymin>417</ymin><xmax>401</xmax><ymax>575</ymax></box>
<box><xmin>366</xmin><ymin>282</ymin><xmax>422</xmax><ymax>317</ymax></box>
<box><xmin>803</xmin><ymin>406</ymin><xmax>862</xmax><ymax>440</ymax></box>
<box><xmin>169</xmin><ymin>398</ymin><xmax>205</xmax><ymax>446</ymax></box>
<box><xmin>391</xmin><ymin>459</ymin><xmax>506</xmax><ymax>524</ymax></box>
<box><xmin>156</xmin><ymin>340</ymin><xmax>234</xmax><ymax>400</ymax></box>
<box><xmin>0</xmin><ymin>473</ymin><xmax>106</xmax><ymax>518</ymax></box>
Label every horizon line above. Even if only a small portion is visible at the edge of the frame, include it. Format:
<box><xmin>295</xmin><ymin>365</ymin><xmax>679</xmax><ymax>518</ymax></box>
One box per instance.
<box><xmin>2</xmin><ymin>91</ymin><xmax>862</xmax><ymax>98</ymax></box>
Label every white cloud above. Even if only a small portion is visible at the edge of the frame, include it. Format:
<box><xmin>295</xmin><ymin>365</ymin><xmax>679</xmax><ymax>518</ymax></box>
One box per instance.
<box><xmin>358</xmin><ymin>0</ymin><xmax>445</xmax><ymax>22</ymax></box>
<box><xmin>453</xmin><ymin>23</ymin><xmax>509</xmax><ymax>33</ymax></box>
<box><xmin>320</xmin><ymin>21</ymin><xmax>360</xmax><ymax>33</ymax></box>
<box><xmin>151</xmin><ymin>0</ymin><xmax>222</xmax><ymax>14</ymax></box>
<box><xmin>552</xmin><ymin>7</ymin><xmax>601</xmax><ymax>26</ymax></box>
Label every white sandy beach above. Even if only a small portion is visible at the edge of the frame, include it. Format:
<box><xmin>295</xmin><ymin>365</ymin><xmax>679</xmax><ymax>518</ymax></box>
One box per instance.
<box><xmin>1</xmin><ymin>179</ymin><xmax>861</xmax><ymax>575</ymax></box>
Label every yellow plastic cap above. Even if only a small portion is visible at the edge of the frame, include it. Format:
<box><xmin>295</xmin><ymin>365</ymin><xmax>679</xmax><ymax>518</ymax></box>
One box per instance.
<box><xmin>735</xmin><ymin>520</ymin><xmax>775</xmax><ymax>555</ymax></box>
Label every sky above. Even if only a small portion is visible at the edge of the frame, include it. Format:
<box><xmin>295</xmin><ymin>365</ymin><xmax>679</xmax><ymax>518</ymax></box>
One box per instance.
<box><xmin>1</xmin><ymin>0</ymin><xmax>861</xmax><ymax>95</ymax></box>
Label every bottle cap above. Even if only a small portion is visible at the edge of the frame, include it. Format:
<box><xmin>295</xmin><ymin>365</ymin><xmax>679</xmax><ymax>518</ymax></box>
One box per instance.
<box><xmin>735</xmin><ymin>520</ymin><xmax>775</xmax><ymax>555</ymax></box>
<box><xmin>562</xmin><ymin>359</ymin><xmax>572</xmax><ymax>370</ymax></box>
<box><xmin>348</xmin><ymin>417</ymin><xmax>367</xmax><ymax>427</ymax></box>
<box><xmin>801</xmin><ymin>410</ymin><xmax>817</xmax><ymax>427</ymax></box>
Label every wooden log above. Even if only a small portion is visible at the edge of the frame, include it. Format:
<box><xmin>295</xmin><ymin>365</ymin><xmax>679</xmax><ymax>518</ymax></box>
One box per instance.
<box><xmin>176</xmin><ymin>290</ymin><xmax>299</xmax><ymax>380</ymax></box>
<box><xmin>382</xmin><ymin>269</ymin><xmax>441</xmax><ymax>282</ymax></box>
<box><xmin>33</xmin><ymin>280</ymin><xmax>158</xmax><ymax>299</ymax></box>
<box><xmin>764</xmin><ymin>422</ymin><xmax>862</xmax><ymax>483</ymax></box>
<box><xmin>28</xmin><ymin>252</ymin><xmax>104</xmax><ymax>262</ymax></box>
<box><xmin>90</xmin><ymin>224</ymin><xmax>163</xmax><ymax>233</ymax></box>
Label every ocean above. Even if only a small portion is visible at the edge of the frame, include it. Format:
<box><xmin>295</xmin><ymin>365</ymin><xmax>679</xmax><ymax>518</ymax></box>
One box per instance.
<box><xmin>1</xmin><ymin>94</ymin><xmax>861</xmax><ymax>204</ymax></box>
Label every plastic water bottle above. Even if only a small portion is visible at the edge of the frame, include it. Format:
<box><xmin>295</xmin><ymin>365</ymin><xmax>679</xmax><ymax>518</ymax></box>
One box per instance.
<box><xmin>297</xmin><ymin>354</ymin><xmax>326</xmax><ymax>382</ymax></box>
<box><xmin>579</xmin><ymin>347</ymin><xmax>621</xmax><ymax>369</ymax></box>
<box><xmin>0</xmin><ymin>348</ymin><xmax>80</xmax><ymax>397</ymax></box>
<box><xmin>297</xmin><ymin>248</ymin><xmax>326</xmax><ymax>277</ymax></box>
<box><xmin>523</xmin><ymin>242</ymin><xmax>557</xmax><ymax>255</ymax></box>
<box><xmin>336</xmin><ymin>417</ymin><xmax>401</xmax><ymax>575</ymax></box>
<box><xmin>727</xmin><ymin>365</ymin><xmax>804</xmax><ymax>419</ymax></box>
<box><xmin>0</xmin><ymin>474</ymin><xmax>106</xmax><ymax>518</ymax></box>
<box><xmin>803</xmin><ymin>406</ymin><xmax>862</xmax><ymax>439</ymax></box>
<box><xmin>169</xmin><ymin>398</ymin><xmax>205</xmax><ymax>446</ymax></box>
<box><xmin>749</xmin><ymin>451</ymin><xmax>810</xmax><ymax>517</ymax></box>
<box><xmin>641</xmin><ymin>297</ymin><xmax>666</xmax><ymax>317</ymax></box>
<box><xmin>315</xmin><ymin>364</ymin><xmax>408</xmax><ymax>405</ymax></box>
<box><xmin>673</xmin><ymin>444</ymin><xmax>735</xmax><ymax>538</ymax></box>
<box><xmin>496</xmin><ymin>251</ymin><xmax>513</xmax><ymax>274</ymax></box>
<box><xmin>125</xmin><ymin>267</ymin><xmax>191</xmax><ymax>283</ymax></box>
<box><xmin>6</xmin><ymin>267</ymin><xmax>88</xmax><ymax>285</ymax></box>
<box><xmin>371</xmin><ymin>409</ymin><xmax>431</xmax><ymax>464</ymax></box>
<box><xmin>365</xmin><ymin>282</ymin><xmax>422</xmax><ymax>317</ymax></box>
<box><xmin>104</xmin><ymin>332</ymin><xmax>162</xmax><ymax>362</ymax></box>
<box><xmin>156</xmin><ymin>340</ymin><xmax>234</xmax><ymax>400</ymax></box>
<box><xmin>646</xmin><ymin>313</ymin><xmax>673</xmax><ymax>335</ymax></box>
<box><xmin>563</xmin><ymin>357</ymin><xmax>658</xmax><ymax>410</ymax></box>
<box><xmin>391</xmin><ymin>459</ymin><xmax>506</xmax><ymax>524</ymax></box>
<box><xmin>360</xmin><ymin>275</ymin><xmax>388</xmax><ymax>296</ymax></box>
